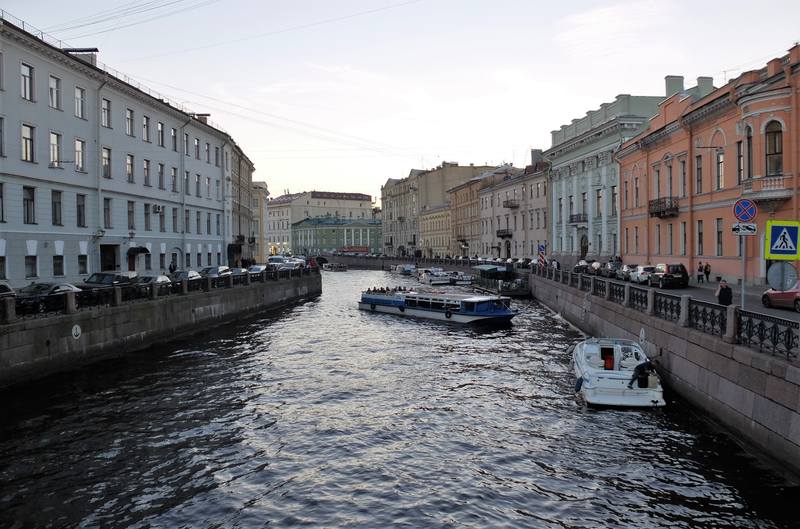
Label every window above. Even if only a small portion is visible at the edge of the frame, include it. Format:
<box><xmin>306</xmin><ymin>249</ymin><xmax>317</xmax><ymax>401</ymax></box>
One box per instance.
<box><xmin>715</xmin><ymin>150</ymin><xmax>724</xmax><ymax>189</ymax></box>
<box><xmin>655</xmin><ymin>224</ymin><xmax>661</xmax><ymax>254</ymax></box>
<box><xmin>23</xmin><ymin>186</ymin><xmax>36</xmax><ymax>224</ymax></box>
<box><xmin>581</xmin><ymin>192</ymin><xmax>586</xmax><ymax>214</ymax></box>
<box><xmin>143</xmin><ymin>159</ymin><xmax>151</xmax><ymax>186</ymax></box>
<box><xmin>172</xmin><ymin>208</ymin><xmax>178</xmax><ymax>233</ymax></box>
<box><xmin>697</xmin><ymin>220</ymin><xmax>704</xmax><ymax>256</ymax></box>
<box><xmin>184</xmin><ymin>171</ymin><xmax>190</xmax><ymax>193</ymax></box>
<box><xmin>77</xmin><ymin>194</ymin><xmax>86</xmax><ymax>227</ymax></box>
<box><xmin>159</xmin><ymin>253</ymin><xmax>166</xmax><ymax>270</ymax></box>
<box><xmin>144</xmin><ymin>203</ymin><xmax>151</xmax><ymax>231</ymax></box>
<box><xmin>611</xmin><ymin>186</ymin><xmax>617</xmax><ymax>216</ymax></box>
<box><xmin>101</xmin><ymin>98</ymin><xmax>111</xmax><ymax>127</ymax></box>
<box><xmin>104</xmin><ymin>198</ymin><xmax>112</xmax><ymax>228</ymax></box>
<box><xmin>215</xmin><ymin>146</ymin><xmax>220</xmax><ymax>166</ymax></box>
<box><xmin>171</xmin><ymin>128</ymin><xmax>177</xmax><ymax>151</ymax></box>
<box><xmin>194</xmin><ymin>138</ymin><xmax>200</xmax><ymax>159</ymax></box>
<box><xmin>53</xmin><ymin>255</ymin><xmax>64</xmax><ymax>276</ymax></box>
<box><xmin>695</xmin><ymin>155</ymin><xmax>702</xmax><ymax>194</ymax></box>
<box><xmin>666</xmin><ymin>165</ymin><xmax>673</xmax><ymax>197</ymax></box>
<box><xmin>186</xmin><ymin>254</ymin><xmax>191</xmax><ymax>268</ymax></box>
<box><xmin>156</xmin><ymin>122</ymin><xmax>165</xmax><ymax>146</ymax></box>
<box><xmin>142</xmin><ymin>115</ymin><xmax>150</xmax><ymax>142</ymax></box>
<box><xmin>75</xmin><ymin>139</ymin><xmax>85</xmax><ymax>171</ymax></box>
<box><xmin>195</xmin><ymin>174</ymin><xmax>201</xmax><ymax>196</ymax></box>
<box><xmin>215</xmin><ymin>180</ymin><xmax>220</xmax><ymax>200</ymax></box>
<box><xmin>184</xmin><ymin>209</ymin><xmax>190</xmax><ymax>233</ymax></box>
<box><xmin>765</xmin><ymin>121</ymin><xmax>783</xmax><ymax>176</ymax></box>
<box><xmin>634</xmin><ymin>226</ymin><xmax>639</xmax><ymax>254</ymax></box>
<box><xmin>126</xmin><ymin>109</ymin><xmax>134</xmax><ymax>136</ymax></box>
<box><xmin>745</xmin><ymin>127</ymin><xmax>753</xmax><ymax>179</ymax></box>
<box><xmin>0</xmin><ymin>183</ymin><xmax>4</xmax><ymax>222</ymax></box>
<box><xmin>127</xmin><ymin>201</ymin><xmax>135</xmax><ymax>230</ymax></box>
<box><xmin>159</xmin><ymin>208</ymin><xmax>165</xmax><ymax>232</ymax></box>
<box><xmin>623</xmin><ymin>181</ymin><xmax>628</xmax><ymax>209</ymax></box>
<box><xmin>205</xmin><ymin>142</ymin><xmax>210</xmax><ymax>162</ymax></box>
<box><xmin>679</xmin><ymin>160</ymin><xmax>686</xmax><ymax>197</ymax></box>
<box><xmin>49</xmin><ymin>132</ymin><xmax>61</xmax><ymax>167</ymax></box>
<box><xmin>624</xmin><ymin>227</ymin><xmax>629</xmax><ymax>254</ymax></box>
<box><xmin>634</xmin><ymin>177</ymin><xmax>639</xmax><ymax>207</ymax></box>
<box><xmin>22</xmin><ymin>124</ymin><xmax>34</xmax><ymax>162</ymax></box>
<box><xmin>680</xmin><ymin>222</ymin><xmax>686</xmax><ymax>256</ymax></box>
<box><xmin>653</xmin><ymin>169</ymin><xmax>660</xmax><ymax>199</ymax></box>
<box><xmin>0</xmin><ymin>117</ymin><xmax>4</xmax><ymax>157</ymax></box>
<box><xmin>0</xmin><ymin>257</ymin><xmax>6</xmax><ymax>279</ymax></box>
<box><xmin>171</xmin><ymin>167</ymin><xmax>178</xmax><ymax>192</ymax></box>
<box><xmin>51</xmin><ymin>190</ymin><xmax>62</xmax><ymax>225</ymax></box>
<box><xmin>558</xmin><ymin>198</ymin><xmax>563</xmax><ymax>220</ymax></box>
<box><xmin>145</xmin><ymin>254</ymin><xmax>152</xmax><ymax>270</ymax></box>
<box><xmin>78</xmin><ymin>255</ymin><xmax>88</xmax><ymax>275</ymax></box>
<box><xmin>102</xmin><ymin>147</ymin><xmax>111</xmax><ymax>178</ymax></box>
<box><xmin>21</xmin><ymin>63</ymin><xmax>34</xmax><ymax>101</ymax></box>
<box><xmin>206</xmin><ymin>177</ymin><xmax>211</xmax><ymax>198</ymax></box>
<box><xmin>667</xmin><ymin>224</ymin><xmax>673</xmax><ymax>255</ymax></box>
<box><xmin>736</xmin><ymin>141</ymin><xmax>743</xmax><ymax>184</ymax></box>
<box><xmin>207</xmin><ymin>252</ymin><xmax>212</xmax><ymax>266</ymax></box>
<box><xmin>25</xmin><ymin>256</ymin><xmax>37</xmax><ymax>278</ymax></box>
<box><xmin>157</xmin><ymin>163</ymin><xmax>165</xmax><ymax>189</ymax></box>
<box><xmin>216</xmin><ymin>214</ymin><xmax>220</xmax><ymax>235</ymax></box>
<box><xmin>126</xmin><ymin>154</ymin><xmax>135</xmax><ymax>182</ymax></box>
<box><xmin>184</xmin><ymin>133</ymin><xmax>189</xmax><ymax>155</ymax></box>
<box><xmin>197</xmin><ymin>252</ymin><xmax>202</xmax><ymax>266</ymax></box>
<box><xmin>48</xmin><ymin>76</ymin><xmax>61</xmax><ymax>109</ymax></box>
<box><xmin>595</xmin><ymin>189</ymin><xmax>602</xmax><ymax>216</ymax></box>
<box><xmin>74</xmin><ymin>86</ymin><xmax>86</xmax><ymax>118</ymax></box>
<box><xmin>716</xmin><ymin>218</ymin><xmax>723</xmax><ymax>256</ymax></box>
<box><xmin>196</xmin><ymin>211</ymin><xmax>202</xmax><ymax>234</ymax></box>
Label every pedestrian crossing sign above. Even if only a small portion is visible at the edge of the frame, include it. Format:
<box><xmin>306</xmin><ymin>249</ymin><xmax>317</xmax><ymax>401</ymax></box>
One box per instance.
<box><xmin>765</xmin><ymin>220</ymin><xmax>800</xmax><ymax>260</ymax></box>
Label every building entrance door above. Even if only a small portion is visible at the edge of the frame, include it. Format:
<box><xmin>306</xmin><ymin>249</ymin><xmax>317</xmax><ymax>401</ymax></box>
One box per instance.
<box><xmin>580</xmin><ymin>234</ymin><xmax>589</xmax><ymax>259</ymax></box>
<box><xmin>127</xmin><ymin>253</ymin><xmax>136</xmax><ymax>272</ymax></box>
<box><xmin>100</xmin><ymin>244</ymin><xmax>119</xmax><ymax>271</ymax></box>
<box><xmin>504</xmin><ymin>240</ymin><xmax>511</xmax><ymax>258</ymax></box>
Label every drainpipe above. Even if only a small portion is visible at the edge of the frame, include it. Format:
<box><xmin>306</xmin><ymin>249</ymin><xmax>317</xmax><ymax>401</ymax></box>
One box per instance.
<box><xmin>644</xmin><ymin>144</ymin><xmax>651</xmax><ymax>261</ymax></box>
<box><xmin>178</xmin><ymin>116</ymin><xmax>192</xmax><ymax>268</ymax></box>
<box><xmin>687</xmin><ymin>122</ymin><xmax>694</xmax><ymax>275</ymax></box>
<box><xmin>220</xmin><ymin>139</ymin><xmax>229</xmax><ymax>265</ymax></box>
<box><xmin>94</xmin><ymin>77</ymin><xmax>108</xmax><ymax>273</ymax></box>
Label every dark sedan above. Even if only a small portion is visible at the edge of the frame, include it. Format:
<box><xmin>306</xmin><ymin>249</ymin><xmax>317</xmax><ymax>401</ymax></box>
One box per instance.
<box><xmin>649</xmin><ymin>263</ymin><xmax>690</xmax><ymax>288</ymax></box>
<box><xmin>16</xmin><ymin>282</ymin><xmax>82</xmax><ymax>314</ymax></box>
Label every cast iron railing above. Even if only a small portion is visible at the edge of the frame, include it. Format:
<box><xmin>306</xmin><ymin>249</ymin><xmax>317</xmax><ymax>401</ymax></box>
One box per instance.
<box><xmin>592</xmin><ymin>278</ymin><xmax>606</xmax><ymax>297</ymax></box>
<box><xmin>689</xmin><ymin>299</ymin><xmax>727</xmax><ymax>336</ymax></box>
<box><xmin>737</xmin><ymin>309</ymin><xmax>799</xmax><ymax>359</ymax></box>
<box><xmin>609</xmin><ymin>282</ymin><xmax>625</xmax><ymax>305</ymax></box>
<box><xmin>629</xmin><ymin>286</ymin><xmax>648</xmax><ymax>311</ymax></box>
<box><xmin>654</xmin><ymin>292</ymin><xmax>681</xmax><ymax>322</ymax></box>
<box><xmin>580</xmin><ymin>275</ymin><xmax>592</xmax><ymax>291</ymax></box>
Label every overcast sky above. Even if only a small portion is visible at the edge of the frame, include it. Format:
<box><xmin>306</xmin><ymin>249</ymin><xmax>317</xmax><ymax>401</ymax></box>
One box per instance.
<box><xmin>6</xmin><ymin>0</ymin><xmax>800</xmax><ymax>202</ymax></box>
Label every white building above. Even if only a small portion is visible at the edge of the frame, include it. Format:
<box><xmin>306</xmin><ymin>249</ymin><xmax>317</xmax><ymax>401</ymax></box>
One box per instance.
<box><xmin>267</xmin><ymin>191</ymin><xmax>373</xmax><ymax>255</ymax></box>
<box><xmin>0</xmin><ymin>16</ymin><xmax>254</xmax><ymax>287</ymax></box>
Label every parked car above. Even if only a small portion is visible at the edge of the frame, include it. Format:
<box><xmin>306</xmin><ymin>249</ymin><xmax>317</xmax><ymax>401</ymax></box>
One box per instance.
<box><xmin>171</xmin><ymin>270</ymin><xmax>202</xmax><ymax>282</ymax></box>
<box><xmin>0</xmin><ymin>281</ymin><xmax>16</xmax><ymax>301</ymax></box>
<box><xmin>573</xmin><ymin>260</ymin><xmax>593</xmax><ymax>274</ymax></box>
<box><xmin>762</xmin><ymin>281</ymin><xmax>800</xmax><ymax>312</ymax></box>
<box><xmin>630</xmin><ymin>265</ymin><xmax>656</xmax><ymax>285</ymax></box>
<box><xmin>585</xmin><ymin>261</ymin><xmax>603</xmax><ymax>275</ymax></box>
<box><xmin>230</xmin><ymin>267</ymin><xmax>248</xmax><ymax>277</ymax></box>
<box><xmin>601</xmin><ymin>261</ymin><xmax>623</xmax><ymax>278</ymax></box>
<box><xmin>248</xmin><ymin>265</ymin><xmax>268</xmax><ymax>275</ymax></box>
<box><xmin>199</xmin><ymin>266</ymin><xmax>231</xmax><ymax>278</ymax></box>
<box><xmin>616</xmin><ymin>264</ymin><xmax>638</xmax><ymax>282</ymax></box>
<box><xmin>81</xmin><ymin>272</ymin><xmax>137</xmax><ymax>289</ymax></box>
<box><xmin>649</xmin><ymin>263</ymin><xmax>690</xmax><ymax>288</ymax></box>
<box><xmin>16</xmin><ymin>282</ymin><xmax>82</xmax><ymax>314</ymax></box>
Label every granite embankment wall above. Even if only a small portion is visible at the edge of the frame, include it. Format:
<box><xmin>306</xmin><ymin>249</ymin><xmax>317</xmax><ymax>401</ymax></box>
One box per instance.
<box><xmin>0</xmin><ymin>274</ymin><xmax>321</xmax><ymax>388</ymax></box>
<box><xmin>529</xmin><ymin>273</ymin><xmax>800</xmax><ymax>475</ymax></box>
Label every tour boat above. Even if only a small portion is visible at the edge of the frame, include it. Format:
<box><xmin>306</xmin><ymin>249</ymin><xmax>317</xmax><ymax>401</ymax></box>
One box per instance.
<box><xmin>570</xmin><ymin>338</ymin><xmax>666</xmax><ymax>407</ymax></box>
<box><xmin>358</xmin><ymin>288</ymin><xmax>517</xmax><ymax>324</ymax></box>
<box><xmin>322</xmin><ymin>263</ymin><xmax>348</xmax><ymax>272</ymax></box>
<box><xmin>421</xmin><ymin>270</ymin><xmax>452</xmax><ymax>285</ymax></box>
<box><xmin>391</xmin><ymin>264</ymin><xmax>416</xmax><ymax>276</ymax></box>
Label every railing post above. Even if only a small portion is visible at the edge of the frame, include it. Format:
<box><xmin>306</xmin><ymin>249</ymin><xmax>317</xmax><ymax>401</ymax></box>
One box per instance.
<box><xmin>65</xmin><ymin>291</ymin><xmax>77</xmax><ymax>314</ymax></box>
<box><xmin>226</xmin><ymin>275</ymin><xmax>234</xmax><ymax>288</ymax></box>
<box><xmin>1</xmin><ymin>297</ymin><xmax>16</xmax><ymax>323</ymax></box>
<box><xmin>679</xmin><ymin>295</ymin><xmax>690</xmax><ymax>327</ymax></box>
<box><xmin>204</xmin><ymin>277</ymin><xmax>212</xmax><ymax>292</ymax></box>
<box><xmin>112</xmin><ymin>286</ymin><xmax>122</xmax><ymax>306</ymax></box>
<box><xmin>181</xmin><ymin>280</ymin><xmax>189</xmax><ymax>295</ymax></box>
<box><xmin>646</xmin><ymin>289</ymin><xmax>655</xmax><ymax>315</ymax></box>
<box><xmin>723</xmin><ymin>304</ymin><xmax>738</xmax><ymax>344</ymax></box>
<box><xmin>590</xmin><ymin>276</ymin><xmax>596</xmax><ymax>295</ymax></box>
<box><xmin>623</xmin><ymin>284</ymin><xmax>631</xmax><ymax>307</ymax></box>
<box><xmin>150</xmin><ymin>283</ymin><xmax>158</xmax><ymax>300</ymax></box>
<box><xmin>243</xmin><ymin>273</ymin><xmax>251</xmax><ymax>286</ymax></box>
<box><xmin>577</xmin><ymin>273</ymin><xmax>583</xmax><ymax>290</ymax></box>
<box><xmin>605</xmin><ymin>280</ymin><xmax>612</xmax><ymax>300</ymax></box>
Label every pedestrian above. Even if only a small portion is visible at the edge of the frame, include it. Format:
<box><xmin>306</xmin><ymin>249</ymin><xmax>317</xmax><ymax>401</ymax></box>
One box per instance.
<box><xmin>169</xmin><ymin>261</ymin><xmax>177</xmax><ymax>275</ymax></box>
<box><xmin>704</xmin><ymin>262</ymin><xmax>711</xmax><ymax>282</ymax></box>
<box><xmin>696</xmin><ymin>262</ymin><xmax>704</xmax><ymax>283</ymax></box>
<box><xmin>716</xmin><ymin>279</ymin><xmax>733</xmax><ymax>306</ymax></box>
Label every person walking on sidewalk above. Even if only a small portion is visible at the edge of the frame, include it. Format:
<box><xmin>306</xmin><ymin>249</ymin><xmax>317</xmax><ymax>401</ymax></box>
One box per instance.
<box><xmin>704</xmin><ymin>263</ymin><xmax>711</xmax><ymax>283</ymax></box>
<box><xmin>716</xmin><ymin>279</ymin><xmax>733</xmax><ymax>306</ymax></box>
<box><xmin>697</xmin><ymin>262</ymin><xmax>704</xmax><ymax>283</ymax></box>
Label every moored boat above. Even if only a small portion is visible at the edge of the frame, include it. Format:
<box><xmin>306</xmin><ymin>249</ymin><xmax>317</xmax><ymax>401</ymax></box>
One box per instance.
<box><xmin>448</xmin><ymin>271</ymin><xmax>475</xmax><ymax>285</ymax></box>
<box><xmin>571</xmin><ymin>338</ymin><xmax>665</xmax><ymax>407</ymax></box>
<box><xmin>391</xmin><ymin>264</ymin><xmax>416</xmax><ymax>276</ymax></box>
<box><xmin>322</xmin><ymin>263</ymin><xmax>348</xmax><ymax>272</ymax></box>
<box><xmin>358</xmin><ymin>288</ymin><xmax>517</xmax><ymax>324</ymax></box>
<box><xmin>421</xmin><ymin>270</ymin><xmax>451</xmax><ymax>285</ymax></box>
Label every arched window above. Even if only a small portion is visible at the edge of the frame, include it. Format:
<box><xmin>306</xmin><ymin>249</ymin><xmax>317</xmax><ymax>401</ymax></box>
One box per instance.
<box><xmin>765</xmin><ymin>121</ymin><xmax>783</xmax><ymax>176</ymax></box>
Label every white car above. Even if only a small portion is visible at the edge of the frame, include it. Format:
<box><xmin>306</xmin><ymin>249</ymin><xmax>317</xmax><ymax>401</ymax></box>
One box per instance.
<box><xmin>629</xmin><ymin>265</ymin><xmax>656</xmax><ymax>284</ymax></box>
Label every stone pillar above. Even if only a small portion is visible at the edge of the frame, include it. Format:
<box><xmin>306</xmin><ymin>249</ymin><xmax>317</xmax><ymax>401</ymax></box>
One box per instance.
<box><xmin>624</xmin><ymin>284</ymin><xmax>631</xmax><ymax>307</ymax></box>
<box><xmin>112</xmin><ymin>286</ymin><xmax>122</xmax><ymax>306</ymax></box>
<box><xmin>646</xmin><ymin>289</ymin><xmax>655</xmax><ymax>315</ymax></box>
<box><xmin>590</xmin><ymin>276</ymin><xmax>596</xmax><ymax>294</ymax></box>
<box><xmin>150</xmin><ymin>283</ymin><xmax>158</xmax><ymax>300</ymax></box>
<box><xmin>204</xmin><ymin>277</ymin><xmax>212</xmax><ymax>291</ymax></box>
<box><xmin>1</xmin><ymin>297</ymin><xmax>16</xmax><ymax>323</ymax></box>
<box><xmin>244</xmin><ymin>272</ymin><xmax>251</xmax><ymax>285</ymax></box>
<box><xmin>65</xmin><ymin>291</ymin><xmax>78</xmax><ymax>314</ymax></box>
<box><xmin>723</xmin><ymin>304</ymin><xmax>738</xmax><ymax>344</ymax></box>
<box><xmin>605</xmin><ymin>279</ymin><xmax>612</xmax><ymax>300</ymax></box>
<box><xmin>181</xmin><ymin>279</ymin><xmax>189</xmax><ymax>295</ymax></box>
<box><xmin>577</xmin><ymin>273</ymin><xmax>583</xmax><ymax>290</ymax></box>
<box><xmin>679</xmin><ymin>295</ymin><xmax>690</xmax><ymax>327</ymax></box>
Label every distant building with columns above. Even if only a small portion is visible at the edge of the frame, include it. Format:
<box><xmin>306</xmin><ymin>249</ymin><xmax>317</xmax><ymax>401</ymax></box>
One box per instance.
<box><xmin>291</xmin><ymin>217</ymin><xmax>382</xmax><ymax>255</ymax></box>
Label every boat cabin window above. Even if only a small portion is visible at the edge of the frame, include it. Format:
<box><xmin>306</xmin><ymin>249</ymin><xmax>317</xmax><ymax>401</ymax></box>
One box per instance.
<box><xmin>600</xmin><ymin>347</ymin><xmax>615</xmax><ymax>370</ymax></box>
<box><xmin>406</xmin><ymin>297</ymin><xmax>418</xmax><ymax>307</ymax></box>
<box><xmin>462</xmin><ymin>302</ymin><xmax>475</xmax><ymax>312</ymax></box>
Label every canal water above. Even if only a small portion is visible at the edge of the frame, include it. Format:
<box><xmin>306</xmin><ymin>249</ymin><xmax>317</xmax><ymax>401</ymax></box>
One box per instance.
<box><xmin>0</xmin><ymin>271</ymin><xmax>796</xmax><ymax>529</ymax></box>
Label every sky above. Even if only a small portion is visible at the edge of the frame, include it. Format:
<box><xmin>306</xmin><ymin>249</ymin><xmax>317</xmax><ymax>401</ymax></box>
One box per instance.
<box><xmin>5</xmin><ymin>0</ymin><xmax>800</xmax><ymax>204</ymax></box>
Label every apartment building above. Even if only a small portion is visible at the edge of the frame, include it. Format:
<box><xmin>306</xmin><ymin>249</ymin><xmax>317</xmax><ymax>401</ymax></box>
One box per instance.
<box><xmin>0</xmin><ymin>17</ymin><xmax>255</xmax><ymax>286</ymax></box>
<box><xmin>419</xmin><ymin>204</ymin><xmax>451</xmax><ymax>258</ymax></box>
<box><xmin>251</xmin><ymin>181</ymin><xmax>270</xmax><ymax>263</ymax></box>
<box><xmin>618</xmin><ymin>48</ymin><xmax>800</xmax><ymax>284</ymax></box>
<box><xmin>267</xmin><ymin>191</ymin><xmax>373</xmax><ymax>255</ymax></box>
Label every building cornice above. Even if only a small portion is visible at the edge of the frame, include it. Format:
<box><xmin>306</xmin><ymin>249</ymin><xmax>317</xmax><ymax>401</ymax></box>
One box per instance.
<box><xmin>681</xmin><ymin>94</ymin><xmax>734</xmax><ymax>127</ymax></box>
<box><xmin>544</xmin><ymin>118</ymin><xmax>644</xmax><ymax>160</ymax></box>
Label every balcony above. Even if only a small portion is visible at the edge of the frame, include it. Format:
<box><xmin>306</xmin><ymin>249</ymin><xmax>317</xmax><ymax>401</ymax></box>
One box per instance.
<box><xmin>496</xmin><ymin>229</ymin><xmax>512</xmax><ymax>238</ymax></box>
<box><xmin>407</xmin><ymin>241</ymin><xmax>416</xmax><ymax>247</ymax></box>
<box><xmin>648</xmin><ymin>197</ymin><xmax>679</xmax><ymax>218</ymax></box>
<box><xmin>742</xmin><ymin>175</ymin><xmax>793</xmax><ymax>205</ymax></box>
<box><xmin>569</xmin><ymin>213</ymin><xmax>588</xmax><ymax>224</ymax></box>
<box><xmin>502</xmin><ymin>199</ymin><xmax>520</xmax><ymax>209</ymax></box>
<box><xmin>384</xmin><ymin>241</ymin><xmax>393</xmax><ymax>247</ymax></box>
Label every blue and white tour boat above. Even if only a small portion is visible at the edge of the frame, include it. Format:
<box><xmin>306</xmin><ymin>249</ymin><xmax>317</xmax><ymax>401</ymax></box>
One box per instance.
<box><xmin>358</xmin><ymin>288</ymin><xmax>518</xmax><ymax>324</ymax></box>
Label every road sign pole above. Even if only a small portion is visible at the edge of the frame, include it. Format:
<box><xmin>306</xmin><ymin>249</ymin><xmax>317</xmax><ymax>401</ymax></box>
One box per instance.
<box><xmin>740</xmin><ymin>236</ymin><xmax>745</xmax><ymax>309</ymax></box>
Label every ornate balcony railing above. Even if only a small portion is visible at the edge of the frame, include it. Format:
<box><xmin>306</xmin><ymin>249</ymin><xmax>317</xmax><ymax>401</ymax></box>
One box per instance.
<box><xmin>502</xmin><ymin>199</ymin><xmax>520</xmax><ymax>209</ymax></box>
<box><xmin>496</xmin><ymin>229</ymin><xmax>513</xmax><ymax>238</ymax></box>
<box><xmin>689</xmin><ymin>300</ymin><xmax>727</xmax><ymax>336</ymax></box>
<box><xmin>654</xmin><ymin>292</ymin><xmax>681</xmax><ymax>322</ymax></box>
<box><xmin>648</xmin><ymin>197</ymin><xmax>679</xmax><ymax>217</ymax></box>
<box><xmin>737</xmin><ymin>309</ymin><xmax>799</xmax><ymax>359</ymax></box>
<box><xmin>742</xmin><ymin>175</ymin><xmax>793</xmax><ymax>203</ymax></box>
<box><xmin>569</xmin><ymin>213</ymin><xmax>587</xmax><ymax>224</ymax></box>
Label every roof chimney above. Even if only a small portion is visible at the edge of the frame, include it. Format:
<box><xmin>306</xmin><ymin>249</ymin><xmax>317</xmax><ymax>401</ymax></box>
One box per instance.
<box><xmin>64</xmin><ymin>48</ymin><xmax>98</xmax><ymax>66</ymax></box>
<box><xmin>696</xmin><ymin>77</ymin><xmax>714</xmax><ymax>97</ymax></box>
<box><xmin>531</xmin><ymin>149</ymin><xmax>543</xmax><ymax>165</ymax></box>
<box><xmin>193</xmin><ymin>113</ymin><xmax>210</xmax><ymax>124</ymax></box>
<box><xmin>665</xmin><ymin>75</ymin><xmax>684</xmax><ymax>97</ymax></box>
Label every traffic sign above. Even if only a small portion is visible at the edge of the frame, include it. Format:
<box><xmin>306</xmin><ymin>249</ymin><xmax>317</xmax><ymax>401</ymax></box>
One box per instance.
<box><xmin>732</xmin><ymin>223</ymin><xmax>757</xmax><ymax>235</ymax></box>
<box><xmin>767</xmin><ymin>262</ymin><xmax>798</xmax><ymax>291</ymax></box>
<box><xmin>765</xmin><ymin>220</ymin><xmax>800</xmax><ymax>260</ymax></box>
<box><xmin>733</xmin><ymin>198</ymin><xmax>758</xmax><ymax>222</ymax></box>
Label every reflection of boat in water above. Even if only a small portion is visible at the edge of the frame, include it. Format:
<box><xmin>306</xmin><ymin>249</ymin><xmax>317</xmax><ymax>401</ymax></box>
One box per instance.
<box><xmin>391</xmin><ymin>264</ymin><xmax>416</xmax><ymax>275</ymax></box>
<box><xmin>570</xmin><ymin>338</ymin><xmax>665</xmax><ymax>408</ymax></box>
<box><xmin>358</xmin><ymin>288</ymin><xmax>517</xmax><ymax>324</ymax></box>
<box><xmin>322</xmin><ymin>263</ymin><xmax>348</xmax><ymax>272</ymax></box>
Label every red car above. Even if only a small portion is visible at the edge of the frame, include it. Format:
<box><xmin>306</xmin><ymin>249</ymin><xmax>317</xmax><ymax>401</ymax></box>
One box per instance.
<box><xmin>762</xmin><ymin>281</ymin><xmax>800</xmax><ymax>312</ymax></box>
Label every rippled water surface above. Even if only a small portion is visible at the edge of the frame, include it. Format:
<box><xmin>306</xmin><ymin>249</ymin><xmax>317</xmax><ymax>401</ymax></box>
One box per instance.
<box><xmin>0</xmin><ymin>271</ymin><xmax>796</xmax><ymax>529</ymax></box>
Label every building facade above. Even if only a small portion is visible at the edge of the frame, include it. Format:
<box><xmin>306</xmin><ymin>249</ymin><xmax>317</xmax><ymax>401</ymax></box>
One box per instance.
<box><xmin>251</xmin><ymin>181</ymin><xmax>270</xmax><ymax>264</ymax></box>
<box><xmin>292</xmin><ymin>217</ymin><xmax>382</xmax><ymax>255</ymax></box>
<box><xmin>267</xmin><ymin>191</ymin><xmax>373</xmax><ymax>255</ymax></box>
<box><xmin>0</xmin><ymin>18</ymin><xmax>254</xmax><ymax>287</ymax></box>
<box><xmin>618</xmin><ymin>49</ymin><xmax>800</xmax><ymax>285</ymax></box>
<box><xmin>544</xmin><ymin>91</ymin><xmax>668</xmax><ymax>267</ymax></box>
<box><xmin>419</xmin><ymin>205</ymin><xmax>451</xmax><ymax>258</ymax></box>
<box><xmin>229</xmin><ymin>145</ymin><xmax>256</xmax><ymax>265</ymax></box>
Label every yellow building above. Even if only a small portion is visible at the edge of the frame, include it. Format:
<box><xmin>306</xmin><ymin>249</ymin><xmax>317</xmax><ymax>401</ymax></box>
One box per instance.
<box><xmin>251</xmin><ymin>181</ymin><xmax>270</xmax><ymax>263</ymax></box>
<box><xmin>420</xmin><ymin>205</ymin><xmax>451</xmax><ymax>258</ymax></box>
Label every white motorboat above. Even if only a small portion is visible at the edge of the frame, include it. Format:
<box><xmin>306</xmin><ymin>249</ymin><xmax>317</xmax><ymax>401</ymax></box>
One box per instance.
<box><xmin>391</xmin><ymin>264</ymin><xmax>416</xmax><ymax>276</ymax></box>
<box><xmin>448</xmin><ymin>271</ymin><xmax>475</xmax><ymax>285</ymax></box>
<box><xmin>571</xmin><ymin>338</ymin><xmax>665</xmax><ymax>407</ymax></box>
<box><xmin>422</xmin><ymin>270</ymin><xmax>452</xmax><ymax>285</ymax></box>
<box><xmin>322</xmin><ymin>263</ymin><xmax>348</xmax><ymax>272</ymax></box>
<box><xmin>359</xmin><ymin>288</ymin><xmax>517</xmax><ymax>324</ymax></box>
